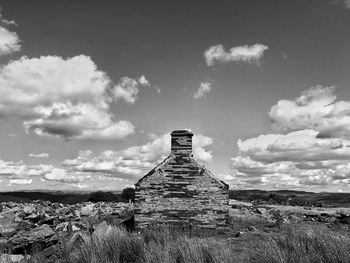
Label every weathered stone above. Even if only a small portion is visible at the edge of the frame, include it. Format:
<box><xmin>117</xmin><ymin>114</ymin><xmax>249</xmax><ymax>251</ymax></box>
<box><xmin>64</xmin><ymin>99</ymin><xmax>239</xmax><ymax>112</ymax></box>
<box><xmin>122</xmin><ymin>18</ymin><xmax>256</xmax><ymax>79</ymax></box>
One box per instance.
<box><xmin>80</xmin><ymin>204</ymin><xmax>94</xmax><ymax>216</ymax></box>
<box><xmin>0</xmin><ymin>254</ymin><xmax>30</xmax><ymax>263</ymax></box>
<box><xmin>8</xmin><ymin>224</ymin><xmax>57</xmax><ymax>254</ymax></box>
<box><xmin>0</xmin><ymin>212</ymin><xmax>19</xmax><ymax>237</ymax></box>
<box><xmin>135</xmin><ymin>130</ymin><xmax>230</xmax><ymax>231</ymax></box>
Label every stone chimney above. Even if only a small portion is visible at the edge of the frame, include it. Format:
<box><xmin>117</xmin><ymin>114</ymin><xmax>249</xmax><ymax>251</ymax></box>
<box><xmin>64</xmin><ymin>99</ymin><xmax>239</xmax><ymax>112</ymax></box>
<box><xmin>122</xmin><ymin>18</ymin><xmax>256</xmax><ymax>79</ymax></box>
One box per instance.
<box><xmin>171</xmin><ymin>130</ymin><xmax>193</xmax><ymax>157</ymax></box>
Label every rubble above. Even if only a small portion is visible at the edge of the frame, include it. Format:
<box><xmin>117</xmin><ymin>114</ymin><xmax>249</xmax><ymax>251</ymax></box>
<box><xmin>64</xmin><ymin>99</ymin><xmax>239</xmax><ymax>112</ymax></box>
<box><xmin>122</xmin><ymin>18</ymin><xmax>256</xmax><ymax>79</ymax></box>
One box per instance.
<box><xmin>0</xmin><ymin>201</ymin><xmax>133</xmax><ymax>259</ymax></box>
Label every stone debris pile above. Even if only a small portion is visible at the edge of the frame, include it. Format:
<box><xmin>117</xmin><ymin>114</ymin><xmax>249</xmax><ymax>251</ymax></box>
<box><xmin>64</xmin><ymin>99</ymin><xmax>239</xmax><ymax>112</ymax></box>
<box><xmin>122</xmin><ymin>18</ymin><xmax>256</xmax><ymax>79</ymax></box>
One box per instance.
<box><xmin>0</xmin><ymin>201</ymin><xmax>133</xmax><ymax>262</ymax></box>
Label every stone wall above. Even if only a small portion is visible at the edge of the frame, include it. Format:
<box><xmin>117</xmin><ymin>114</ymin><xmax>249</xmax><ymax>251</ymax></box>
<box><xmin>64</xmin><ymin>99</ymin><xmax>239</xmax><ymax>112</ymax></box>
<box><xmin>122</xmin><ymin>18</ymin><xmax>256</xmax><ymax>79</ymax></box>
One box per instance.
<box><xmin>134</xmin><ymin>155</ymin><xmax>230</xmax><ymax>230</ymax></box>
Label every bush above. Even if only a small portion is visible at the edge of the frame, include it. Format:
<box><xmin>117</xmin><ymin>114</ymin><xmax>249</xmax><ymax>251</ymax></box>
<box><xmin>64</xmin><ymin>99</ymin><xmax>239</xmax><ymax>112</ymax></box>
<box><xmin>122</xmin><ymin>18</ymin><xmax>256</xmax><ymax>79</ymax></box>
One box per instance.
<box><xmin>87</xmin><ymin>191</ymin><xmax>121</xmax><ymax>203</ymax></box>
<box><xmin>121</xmin><ymin>188</ymin><xmax>135</xmax><ymax>202</ymax></box>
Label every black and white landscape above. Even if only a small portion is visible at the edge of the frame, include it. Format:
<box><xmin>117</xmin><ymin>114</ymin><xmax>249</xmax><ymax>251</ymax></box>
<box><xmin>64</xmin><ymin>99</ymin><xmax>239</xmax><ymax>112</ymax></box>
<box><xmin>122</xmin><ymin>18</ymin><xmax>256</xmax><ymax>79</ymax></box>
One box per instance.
<box><xmin>1</xmin><ymin>1</ymin><xmax>350</xmax><ymax>262</ymax></box>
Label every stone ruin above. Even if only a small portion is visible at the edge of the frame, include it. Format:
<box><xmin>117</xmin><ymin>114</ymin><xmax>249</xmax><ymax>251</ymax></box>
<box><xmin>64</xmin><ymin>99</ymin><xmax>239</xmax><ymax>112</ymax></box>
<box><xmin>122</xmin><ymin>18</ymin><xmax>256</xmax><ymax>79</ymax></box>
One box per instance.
<box><xmin>134</xmin><ymin>130</ymin><xmax>230</xmax><ymax>230</ymax></box>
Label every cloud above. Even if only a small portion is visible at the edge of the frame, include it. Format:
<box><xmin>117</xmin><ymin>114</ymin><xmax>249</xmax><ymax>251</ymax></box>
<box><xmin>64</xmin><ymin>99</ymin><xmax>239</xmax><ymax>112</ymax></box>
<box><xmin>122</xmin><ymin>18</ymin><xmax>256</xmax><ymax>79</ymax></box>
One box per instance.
<box><xmin>194</xmin><ymin>82</ymin><xmax>212</xmax><ymax>99</ymax></box>
<box><xmin>269</xmin><ymin>86</ymin><xmax>350</xmax><ymax>139</ymax></box>
<box><xmin>43</xmin><ymin>168</ymin><xmax>90</xmax><ymax>183</ymax></box>
<box><xmin>0</xmin><ymin>159</ymin><xmax>53</xmax><ymax>179</ymax></box>
<box><xmin>29</xmin><ymin>153</ymin><xmax>49</xmax><ymax>158</ymax></box>
<box><xmin>113</xmin><ymin>75</ymin><xmax>157</xmax><ymax>104</ymax></box>
<box><xmin>229</xmin><ymin>86</ymin><xmax>350</xmax><ymax>191</ymax></box>
<box><xmin>204</xmin><ymin>43</ymin><xmax>268</xmax><ymax>66</ymax></box>
<box><xmin>9</xmin><ymin>179</ymin><xmax>32</xmax><ymax>185</ymax></box>
<box><xmin>0</xmin><ymin>55</ymin><xmax>135</xmax><ymax>140</ymax></box>
<box><xmin>62</xmin><ymin>132</ymin><xmax>214</xmax><ymax>180</ymax></box>
<box><xmin>338</xmin><ymin>0</ymin><xmax>350</xmax><ymax>9</ymax></box>
<box><xmin>237</xmin><ymin>129</ymin><xmax>350</xmax><ymax>163</ymax></box>
<box><xmin>0</xmin><ymin>12</ymin><xmax>21</xmax><ymax>55</ymax></box>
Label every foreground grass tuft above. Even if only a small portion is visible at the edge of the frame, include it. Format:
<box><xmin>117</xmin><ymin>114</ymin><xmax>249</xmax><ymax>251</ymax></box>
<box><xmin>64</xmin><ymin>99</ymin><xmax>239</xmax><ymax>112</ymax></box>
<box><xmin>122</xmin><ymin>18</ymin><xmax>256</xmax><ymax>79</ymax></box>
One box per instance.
<box><xmin>249</xmin><ymin>224</ymin><xmax>350</xmax><ymax>263</ymax></box>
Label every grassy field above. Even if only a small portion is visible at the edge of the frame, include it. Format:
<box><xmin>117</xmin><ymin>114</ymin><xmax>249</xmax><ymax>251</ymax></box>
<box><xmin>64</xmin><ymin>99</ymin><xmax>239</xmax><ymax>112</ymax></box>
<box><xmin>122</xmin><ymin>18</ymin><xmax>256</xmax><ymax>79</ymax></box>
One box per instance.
<box><xmin>4</xmin><ymin>222</ymin><xmax>344</xmax><ymax>263</ymax></box>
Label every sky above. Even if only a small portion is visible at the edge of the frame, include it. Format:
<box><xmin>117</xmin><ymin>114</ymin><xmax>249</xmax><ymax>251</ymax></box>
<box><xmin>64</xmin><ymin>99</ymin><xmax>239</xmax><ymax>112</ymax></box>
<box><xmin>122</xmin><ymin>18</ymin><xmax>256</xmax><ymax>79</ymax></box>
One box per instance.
<box><xmin>0</xmin><ymin>0</ymin><xmax>350</xmax><ymax>192</ymax></box>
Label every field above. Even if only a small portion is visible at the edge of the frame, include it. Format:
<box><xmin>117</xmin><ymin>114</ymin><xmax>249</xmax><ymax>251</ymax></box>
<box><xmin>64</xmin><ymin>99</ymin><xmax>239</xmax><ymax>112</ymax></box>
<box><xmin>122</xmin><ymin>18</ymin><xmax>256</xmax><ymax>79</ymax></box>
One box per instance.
<box><xmin>2</xmin><ymin>190</ymin><xmax>350</xmax><ymax>263</ymax></box>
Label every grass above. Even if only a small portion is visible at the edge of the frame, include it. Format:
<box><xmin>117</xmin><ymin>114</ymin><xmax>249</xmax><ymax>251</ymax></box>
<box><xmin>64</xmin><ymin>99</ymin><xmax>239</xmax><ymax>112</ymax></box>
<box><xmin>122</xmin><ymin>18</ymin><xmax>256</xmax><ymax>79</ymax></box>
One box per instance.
<box><xmin>3</xmin><ymin>220</ymin><xmax>350</xmax><ymax>262</ymax></box>
<box><xmin>60</xmin><ymin>223</ymin><xmax>350</xmax><ymax>263</ymax></box>
<box><xmin>248</xmin><ymin>224</ymin><xmax>350</xmax><ymax>263</ymax></box>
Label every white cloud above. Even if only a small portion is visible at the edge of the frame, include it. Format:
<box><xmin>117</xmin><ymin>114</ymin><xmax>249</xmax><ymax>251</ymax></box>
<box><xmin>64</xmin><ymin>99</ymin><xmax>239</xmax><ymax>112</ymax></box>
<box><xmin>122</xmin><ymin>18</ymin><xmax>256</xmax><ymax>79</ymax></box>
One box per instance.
<box><xmin>237</xmin><ymin>129</ymin><xmax>350</xmax><ymax>162</ymax></box>
<box><xmin>113</xmin><ymin>75</ymin><xmax>156</xmax><ymax>104</ymax></box>
<box><xmin>62</xmin><ymin>132</ymin><xmax>214</xmax><ymax>180</ymax></box>
<box><xmin>269</xmin><ymin>86</ymin><xmax>350</xmax><ymax>139</ymax></box>
<box><xmin>138</xmin><ymin>75</ymin><xmax>150</xmax><ymax>86</ymax></box>
<box><xmin>0</xmin><ymin>27</ymin><xmax>21</xmax><ymax>55</ymax></box>
<box><xmin>229</xmin><ymin>86</ymin><xmax>350</xmax><ymax>191</ymax></box>
<box><xmin>194</xmin><ymin>82</ymin><xmax>212</xmax><ymax>99</ymax></box>
<box><xmin>0</xmin><ymin>55</ymin><xmax>135</xmax><ymax>140</ymax></box>
<box><xmin>43</xmin><ymin>168</ymin><xmax>90</xmax><ymax>183</ymax></box>
<box><xmin>204</xmin><ymin>43</ymin><xmax>268</xmax><ymax>66</ymax></box>
<box><xmin>29</xmin><ymin>153</ymin><xmax>49</xmax><ymax>158</ymax></box>
<box><xmin>0</xmin><ymin>12</ymin><xmax>21</xmax><ymax>55</ymax></box>
<box><xmin>9</xmin><ymin>179</ymin><xmax>32</xmax><ymax>185</ymax></box>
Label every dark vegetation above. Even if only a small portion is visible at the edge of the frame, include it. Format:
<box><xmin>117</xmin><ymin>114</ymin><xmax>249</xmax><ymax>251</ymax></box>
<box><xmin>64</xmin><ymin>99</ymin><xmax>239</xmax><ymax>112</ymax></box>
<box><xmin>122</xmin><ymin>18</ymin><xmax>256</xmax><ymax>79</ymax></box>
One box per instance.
<box><xmin>229</xmin><ymin>190</ymin><xmax>350</xmax><ymax>207</ymax></box>
<box><xmin>0</xmin><ymin>188</ymin><xmax>135</xmax><ymax>204</ymax></box>
<box><xmin>2</xmin><ymin>189</ymin><xmax>350</xmax><ymax>207</ymax></box>
<box><xmin>0</xmin><ymin>188</ymin><xmax>350</xmax><ymax>207</ymax></box>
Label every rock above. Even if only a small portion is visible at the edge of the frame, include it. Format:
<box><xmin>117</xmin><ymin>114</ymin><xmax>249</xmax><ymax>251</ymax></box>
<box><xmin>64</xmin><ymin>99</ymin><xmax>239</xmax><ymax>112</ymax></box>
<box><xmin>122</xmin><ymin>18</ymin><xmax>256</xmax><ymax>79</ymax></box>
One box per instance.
<box><xmin>8</xmin><ymin>224</ymin><xmax>58</xmax><ymax>254</ymax></box>
<box><xmin>55</xmin><ymin>221</ymin><xmax>87</xmax><ymax>233</ymax></box>
<box><xmin>247</xmin><ymin>226</ymin><xmax>258</xmax><ymax>232</ymax></box>
<box><xmin>0</xmin><ymin>254</ymin><xmax>30</xmax><ymax>263</ymax></box>
<box><xmin>23</xmin><ymin>205</ymin><xmax>35</xmax><ymax>215</ymax></box>
<box><xmin>339</xmin><ymin>213</ymin><xmax>350</xmax><ymax>225</ymax></box>
<box><xmin>235</xmin><ymin>231</ymin><xmax>243</xmax><ymax>237</ymax></box>
<box><xmin>256</xmin><ymin>207</ymin><xmax>267</xmax><ymax>215</ymax></box>
<box><xmin>80</xmin><ymin>204</ymin><xmax>94</xmax><ymax>216</ymax></box>
<box><xmin>92</xmin><ymin>221</ymin><xmax>113</xmax><ymax>240</ymax></box>
<box><xmin>0</xmin><ymin>212</ymin><xmax>20</xmax><ymax>237</ymax></box>
<box><xmin>66</xmin><ymin>232</ymin><xmax>90</xmax><ymax>251</ymax></box>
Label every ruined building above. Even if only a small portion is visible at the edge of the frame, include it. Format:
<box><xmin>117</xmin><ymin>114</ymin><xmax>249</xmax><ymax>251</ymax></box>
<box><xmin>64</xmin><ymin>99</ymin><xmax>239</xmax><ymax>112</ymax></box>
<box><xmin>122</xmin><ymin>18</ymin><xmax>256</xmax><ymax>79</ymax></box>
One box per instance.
<box><xmin>134</xmin><ymin>130</ymin><xmax>229</xmax><ymax>230</ymax></box>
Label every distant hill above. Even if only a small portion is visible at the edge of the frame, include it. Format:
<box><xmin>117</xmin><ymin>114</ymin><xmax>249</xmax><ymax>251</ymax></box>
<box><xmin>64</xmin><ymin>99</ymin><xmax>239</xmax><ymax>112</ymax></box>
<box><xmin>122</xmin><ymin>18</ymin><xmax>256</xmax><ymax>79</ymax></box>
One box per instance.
<box><xmin>229</xmin><ymin>190</ymin><xmax>350</xmax><ymax>207</ymax></box>
<box><xmin>0</xmin><ymin>190</ymin><xmax>124</xmax><ymax>204</ymax></box>
<box><xmin>2</xmin><ymin>189</ymin><xmax>350</xmax><ymax>207</ymax></box>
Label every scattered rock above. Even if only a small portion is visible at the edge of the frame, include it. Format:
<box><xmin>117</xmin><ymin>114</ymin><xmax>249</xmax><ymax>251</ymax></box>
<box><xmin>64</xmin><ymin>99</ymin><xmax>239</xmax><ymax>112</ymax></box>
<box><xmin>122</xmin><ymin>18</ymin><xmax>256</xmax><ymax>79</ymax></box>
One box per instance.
<box><xmin>8</xmin><ymin>224</ymin><xmax>57</xmax><ymax>254</ymax></box>
<box><xmin>0</xmin><ymin>254</ymin><xmax>30</xmax><ymax>263</ymax></box>
<box><xmin>235</xmin><ymin>231</ymin><xmax>243</xmax><ymax>237</ymax></box>
<box><xmin>0</xmin><ymin>212</ymin><xmax>19</xmax><ymax>237</ymax></box>
<box><xmin>247</xmin><ymin>226</ymin><xmax>258</xmax><ymax>232</ymax></box>
<box><xmin>80</xmin><ymin>204</ymin><xmax>94</xmax><ymax>216</ymax></box>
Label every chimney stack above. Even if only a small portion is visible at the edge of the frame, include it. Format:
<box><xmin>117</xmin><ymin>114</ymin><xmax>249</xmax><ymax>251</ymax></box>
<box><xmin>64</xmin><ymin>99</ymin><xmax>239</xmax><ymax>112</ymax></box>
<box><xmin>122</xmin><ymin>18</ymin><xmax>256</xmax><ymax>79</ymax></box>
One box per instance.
<box><xmin>171</xmin><ymin>130</ymin><xmax>193</xmax><ymax>157</ymax></box>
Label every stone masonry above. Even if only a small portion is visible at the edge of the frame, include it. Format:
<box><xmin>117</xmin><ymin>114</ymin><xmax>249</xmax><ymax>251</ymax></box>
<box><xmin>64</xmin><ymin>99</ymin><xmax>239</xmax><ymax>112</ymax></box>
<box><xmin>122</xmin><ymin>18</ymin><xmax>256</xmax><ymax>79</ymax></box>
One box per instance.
<box><xmin>134</xmin><ymin>130</ymin><xmax>229</xmax><ymax>230</ymax></box>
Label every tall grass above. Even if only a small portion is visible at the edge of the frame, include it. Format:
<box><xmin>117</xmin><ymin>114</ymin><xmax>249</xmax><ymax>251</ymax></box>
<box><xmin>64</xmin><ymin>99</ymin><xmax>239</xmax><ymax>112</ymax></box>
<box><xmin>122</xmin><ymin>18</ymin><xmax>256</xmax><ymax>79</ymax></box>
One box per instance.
<box><xmin>249</xmin><ymin>224</ymin><xmax>350</xmax><ymax>263</ymax></box>
<box><xmin>64</xmin><ymin>225</ymin><xmax>239</xmax><ymax>263</ymax></box>
<box><xmin>4</xmin><ymin>222</ymin><xmax>350</xmax><ymax>262</ymax></box>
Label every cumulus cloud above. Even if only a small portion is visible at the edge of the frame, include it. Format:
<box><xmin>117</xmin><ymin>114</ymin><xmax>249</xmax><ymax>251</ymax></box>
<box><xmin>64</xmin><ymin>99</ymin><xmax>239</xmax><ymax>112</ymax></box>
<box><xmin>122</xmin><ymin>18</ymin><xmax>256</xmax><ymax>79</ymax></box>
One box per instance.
<box><xmin>9</xmin><ymin>179</ymin><xmax>32</xmax><ymax>185</ymax></box>
<box><xmin>29</xmin><ymin>153</ymin><xmax>49</xmax><ymax>158</ymax></box>
<box><xmin>43</xmin><ymin>168</ymin><xmax>90</xmax><ymax>183</ymax></box>
<box><xmin>237</xmin><ymin>129</ymin><xmax>350</xmax><ymax>162</ymax></box>
<box><xmin>194</xmin><ymin>82</ymin><xmax>212</xmax><ymax>99</ymax></box>
<box><xmin>204</xmin><ymin>43</ymin><xmax>268</xmax><ymax>66</ymax></box>
<box><xmin>63</xmin><ymin>132</ymin><xmax>214</xmax><ymax>179</ymax></box>
<box><xmin>113</xmin><ymin>75</ymin><xmax>157</xmax><ymax>104</ymax></box>
<box><xmin>0</xmin><ymin>55</ymin><xmax>135</xmax><ymax>140</ymax></box>
<box><xmin>229</xmin><ymin>86</ymin><xmax>350</xmax><ymax>191</ymax></box>
<box><xmin>0</xmin><ymin>159</ymin><xmax>53</xmax><ymax>179</ymax></box>
<box><xmin>0</xmin><ymin>13</ymin><xmax>21</xmax><ymax>55</ymax></box>
<box><xmin>269</xmin><ymin>86</ymin><xmax>350</xmax><ymax>139</ymax></box>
